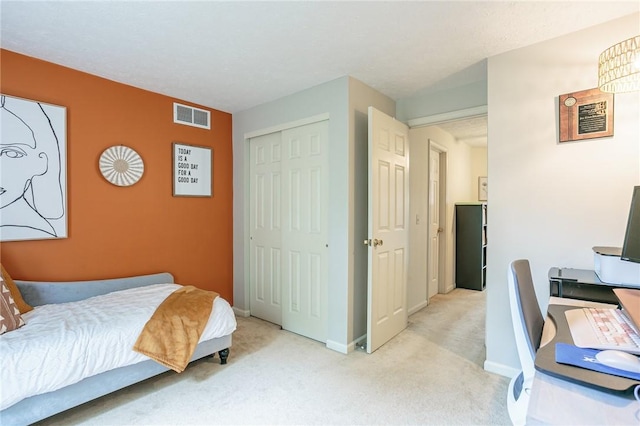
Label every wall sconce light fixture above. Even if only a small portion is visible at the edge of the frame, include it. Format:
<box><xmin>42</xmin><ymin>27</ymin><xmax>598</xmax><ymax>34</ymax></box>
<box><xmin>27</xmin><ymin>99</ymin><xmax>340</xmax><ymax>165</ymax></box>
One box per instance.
<box><xmin>598</xmin><ymin>35</ymin><xmax>640</xmax><ymax>93</ymax></box>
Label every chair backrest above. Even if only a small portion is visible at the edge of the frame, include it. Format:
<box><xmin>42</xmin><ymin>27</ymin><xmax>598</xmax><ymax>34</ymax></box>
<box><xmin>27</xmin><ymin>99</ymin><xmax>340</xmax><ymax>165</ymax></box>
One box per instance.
<box><xmin>508</xmin><ymin>259</ymin><xmax>544</xmax><ymax>381</ymax></box>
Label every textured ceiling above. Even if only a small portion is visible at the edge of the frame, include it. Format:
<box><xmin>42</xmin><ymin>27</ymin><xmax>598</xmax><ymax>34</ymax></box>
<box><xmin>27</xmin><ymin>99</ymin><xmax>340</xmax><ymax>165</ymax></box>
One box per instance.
<box><xmin>437</xmin><ymin>116</ymin><xmax>488</xmax><ymax>147</ymax></box>
<box><xmin>1</xmin><ymin>1</ymin><xmax>638</xmax><ymax>114</ymax></box>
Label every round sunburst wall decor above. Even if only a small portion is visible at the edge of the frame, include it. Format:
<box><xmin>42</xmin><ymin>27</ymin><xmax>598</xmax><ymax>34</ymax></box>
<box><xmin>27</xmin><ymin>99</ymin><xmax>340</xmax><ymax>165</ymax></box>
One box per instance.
<box><xmin>99</xmin><ymin>145</ymin><xmax>144</xmax><ymax>186</ymax></box>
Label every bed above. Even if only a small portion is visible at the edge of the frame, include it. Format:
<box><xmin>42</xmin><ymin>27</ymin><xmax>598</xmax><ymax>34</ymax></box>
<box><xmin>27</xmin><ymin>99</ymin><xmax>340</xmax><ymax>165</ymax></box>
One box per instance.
<box><xmin>0</xmin><ymin>272</ymin><xmax>236</xmax><ymax>426</ymax></box>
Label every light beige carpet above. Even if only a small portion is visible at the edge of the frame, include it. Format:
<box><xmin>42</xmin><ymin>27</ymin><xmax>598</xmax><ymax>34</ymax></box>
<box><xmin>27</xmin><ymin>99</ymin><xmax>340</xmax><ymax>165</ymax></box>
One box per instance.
<box><xmin>38</xmin><ymin>288</ymin><xmax>510</xmax><ymax>425</ymax></box>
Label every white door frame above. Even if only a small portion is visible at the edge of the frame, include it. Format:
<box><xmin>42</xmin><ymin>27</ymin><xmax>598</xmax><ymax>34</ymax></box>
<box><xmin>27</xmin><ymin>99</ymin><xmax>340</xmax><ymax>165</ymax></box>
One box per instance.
<box><xmin>408</xmin><ymin>106</ymin><xmax>488</xmax><ymax>297</ymax></box>
<box><xmin>407</xmin><ymin>106</ymin><xmax>487</xmax><ymax>128</ymax></box>
<box><xmin>428</xmin><ymin>140</ymin><xmax>448</xmax><ymax>295</ymax></box>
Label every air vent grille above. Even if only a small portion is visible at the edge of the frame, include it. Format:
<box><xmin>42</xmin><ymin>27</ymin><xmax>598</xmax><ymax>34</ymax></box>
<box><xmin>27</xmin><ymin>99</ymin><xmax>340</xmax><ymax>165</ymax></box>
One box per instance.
<box><xmin>173</xmin><ymin>102</ymin><xmax>211</xmax><ymax>129</ymax></box>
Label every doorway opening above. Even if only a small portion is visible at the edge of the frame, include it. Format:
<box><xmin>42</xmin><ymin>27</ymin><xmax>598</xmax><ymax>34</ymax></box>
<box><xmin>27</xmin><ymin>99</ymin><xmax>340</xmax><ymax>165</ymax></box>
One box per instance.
<box><xmin>407</xmin><ymin>106</ymin><xmax>488</xmax><ymax>312</ymax></box>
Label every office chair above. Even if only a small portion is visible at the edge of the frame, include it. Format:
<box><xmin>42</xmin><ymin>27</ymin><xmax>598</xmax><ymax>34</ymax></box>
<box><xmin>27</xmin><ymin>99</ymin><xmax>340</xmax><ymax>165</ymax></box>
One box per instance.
<box><xmin>506</xmin><ymin>259</ymin><xmax>545</xmax><ymax>426</ymax></box>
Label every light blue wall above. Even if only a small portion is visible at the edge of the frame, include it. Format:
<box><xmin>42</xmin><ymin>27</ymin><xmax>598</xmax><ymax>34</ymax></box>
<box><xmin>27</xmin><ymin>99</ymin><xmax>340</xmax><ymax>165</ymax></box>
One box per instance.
<box><xmin>233</xmin><ymin>14</ymin><xmax>639</xmax><ymax>364</ymax></box>
<box><xmin>233</xmin><ymin>76</ymin><xmax>349</xmax><ymax>348</ymax></box>
<box><xmin>396</xmin><ymin>80</ymin><xmax>487</xmax><ymax>122</ymax></box>
<box><xmin>233</xmin><ymin>76</ymin><xmax>394</xmax><ymax>351</ymax></box>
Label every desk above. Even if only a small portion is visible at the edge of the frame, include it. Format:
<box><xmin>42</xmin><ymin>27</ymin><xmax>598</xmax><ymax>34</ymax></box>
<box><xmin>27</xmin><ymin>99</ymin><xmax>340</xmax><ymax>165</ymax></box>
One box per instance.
<box><xmin>527</xmin><ymin>297</ymin><xmax>640</xmax><ymax>424</ymax></box>
<box><xmin>527</xmin><ymin>372</ymin><xmax>639</xmax><ymax>425</ymax></box>
<box><xmin>548</xmin><ymin>267</ymin><xmax>635</xmax><ymax>304</ymax></box>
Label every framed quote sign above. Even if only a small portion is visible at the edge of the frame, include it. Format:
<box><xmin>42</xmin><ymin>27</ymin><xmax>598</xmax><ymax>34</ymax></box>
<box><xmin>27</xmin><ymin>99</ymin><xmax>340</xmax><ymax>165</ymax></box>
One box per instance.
<box><xmin>172</xmin><ymin>142</ymin><xmax>212</xmax><ymax>197</ymax></box>
<box><xmin>559</xmin><ymin>88</ymin><xmax>614</xmax><ymax>143</ymax></box>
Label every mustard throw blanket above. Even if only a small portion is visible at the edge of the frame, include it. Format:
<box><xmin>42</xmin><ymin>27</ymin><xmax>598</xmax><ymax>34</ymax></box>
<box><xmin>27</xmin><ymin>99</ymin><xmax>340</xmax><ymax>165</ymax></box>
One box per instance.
<box><xmin>133</xmin><ymin>285</ymin><xmax>218</xmax><ymax>373</ymax></box>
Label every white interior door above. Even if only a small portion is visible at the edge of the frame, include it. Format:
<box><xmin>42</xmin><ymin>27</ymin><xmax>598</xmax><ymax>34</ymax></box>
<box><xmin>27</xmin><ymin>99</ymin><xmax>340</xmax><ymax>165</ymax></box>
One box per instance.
<box><xmin>428</xmin><ymin>145</ymin><xmax>441</xmax><ymax>298</ymax></box>
<box><xmin>249</xmin><ymin>132</ymin><xmax>283</xmax><ymax>325</ymax></box>
<box><xmin>281</xmin><ymin>121</ymin><xmax>328</xmax><ymax>342</ymax></box>
<box><xmin>366</xmin><ymin>107</ymin><xmax>409</xmax><ymax>353</ymax></box>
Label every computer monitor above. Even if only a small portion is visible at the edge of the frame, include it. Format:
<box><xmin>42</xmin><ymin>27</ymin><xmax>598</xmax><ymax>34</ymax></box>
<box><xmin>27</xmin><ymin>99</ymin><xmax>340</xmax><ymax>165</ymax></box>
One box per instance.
<box><xmin>621</xmin><ymin>186</ymin><xmax>640</xmax><ymax>264</ymax></box>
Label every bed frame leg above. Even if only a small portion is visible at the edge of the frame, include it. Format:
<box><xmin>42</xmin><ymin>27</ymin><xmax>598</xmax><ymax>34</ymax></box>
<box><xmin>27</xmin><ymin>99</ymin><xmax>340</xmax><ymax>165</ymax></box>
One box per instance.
<box><xmin>218</xmin><ymin>348</ymin><xmax>230</xmax><ymax>365</ymax></box>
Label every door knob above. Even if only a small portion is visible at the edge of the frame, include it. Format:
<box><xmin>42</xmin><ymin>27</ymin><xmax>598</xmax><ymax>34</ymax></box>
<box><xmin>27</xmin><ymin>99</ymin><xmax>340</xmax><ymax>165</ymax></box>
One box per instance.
<box><xmin>373</xmin><ymin>239</ymin><xmax>383</xmax><ymax>247</ymax></box>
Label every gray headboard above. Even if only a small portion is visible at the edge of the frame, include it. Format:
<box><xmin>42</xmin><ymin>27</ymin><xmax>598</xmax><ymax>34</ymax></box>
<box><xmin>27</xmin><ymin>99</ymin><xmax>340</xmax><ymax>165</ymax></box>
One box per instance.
<box><xmin>15</xmin><ymin>272</ymin><xmax>175</xmax><ymax>307</ymax></box>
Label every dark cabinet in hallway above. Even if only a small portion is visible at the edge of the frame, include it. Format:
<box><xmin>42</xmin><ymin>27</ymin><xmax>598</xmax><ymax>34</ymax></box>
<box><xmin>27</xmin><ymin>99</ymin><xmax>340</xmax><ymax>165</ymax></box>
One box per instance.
<box><xmin>455</xmin><ymin>203</ymin><xmax>487</xmax><ymax>291</ymax></box>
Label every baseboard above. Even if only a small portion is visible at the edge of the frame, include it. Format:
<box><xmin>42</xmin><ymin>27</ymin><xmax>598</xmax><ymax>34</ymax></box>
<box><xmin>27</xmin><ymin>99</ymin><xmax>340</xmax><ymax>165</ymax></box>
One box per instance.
<box><xmin>408</xmin><ymin>300</ymin><xmax>429</xmax><ymax>315</ymax></box>
<box><xmin>484</xmin><ymin>360</ymin><xmax>519</xmax><ymax>378</ymax></box>
<box><xmin>232</xmin><ymin>306</ymin><xmax>250</xmax><ymax>318</ymax></box>
<box><xmin>325</xmin><ymin>339</ymin><xmax>350</xmax><ymax>354</ymax></box>
<box><xmin>326</xmin><ymin>334</ymin><xmax>368</xmax><ymax>354</ymax></box>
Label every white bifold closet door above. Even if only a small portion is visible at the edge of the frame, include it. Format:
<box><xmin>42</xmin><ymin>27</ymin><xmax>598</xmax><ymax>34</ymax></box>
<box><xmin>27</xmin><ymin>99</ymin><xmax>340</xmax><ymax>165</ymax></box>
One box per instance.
<box><xmin>249</xmin><ymin>120</ymin><xmax>328</xmax><ymax>343</ymax></box>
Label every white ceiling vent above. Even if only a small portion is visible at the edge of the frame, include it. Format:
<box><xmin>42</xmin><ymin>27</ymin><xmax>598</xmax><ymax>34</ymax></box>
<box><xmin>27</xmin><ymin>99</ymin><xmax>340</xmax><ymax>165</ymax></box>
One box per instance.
<box><xmin>173</xmin><ymin>102</ymin><xmax>211</xmax><ymax>129</ymax></box>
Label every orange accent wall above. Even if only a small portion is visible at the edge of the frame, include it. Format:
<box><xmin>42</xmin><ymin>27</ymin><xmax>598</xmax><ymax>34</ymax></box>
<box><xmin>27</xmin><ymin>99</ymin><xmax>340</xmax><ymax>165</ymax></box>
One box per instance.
<box><xmin>0</xmin><ymin>49</ymin><xmax>233</xmax><ymax>303</ymax></box>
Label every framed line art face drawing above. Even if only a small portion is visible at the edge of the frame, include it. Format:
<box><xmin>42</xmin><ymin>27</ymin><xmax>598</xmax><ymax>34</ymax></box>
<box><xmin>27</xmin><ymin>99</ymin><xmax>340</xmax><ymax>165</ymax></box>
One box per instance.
<box><xmin>0</xmin><ymin>94</ymin><xmax>67</xmax><ymax>242</ymax></box>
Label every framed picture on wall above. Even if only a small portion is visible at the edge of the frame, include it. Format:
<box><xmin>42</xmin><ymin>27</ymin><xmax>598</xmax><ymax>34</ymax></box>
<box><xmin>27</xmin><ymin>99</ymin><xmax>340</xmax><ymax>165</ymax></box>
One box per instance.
<box><xmin>172</xmin><ymin>142</ymin><xmax>212</xmax><ymax>197</ymax></box>
<box><xmin>0</xmin><ymin>94</ymin><xmax>68</xmax><ymax>242</ymax></box>
<box><xmin>478</xmin><ymin>177</ymin><xmax>488</xmax><ymax>201</ymax></box>
<box><xmin>559</xmin><ymin>88</ymin><xmax>614</xmax><ymax>143</ymax></box>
